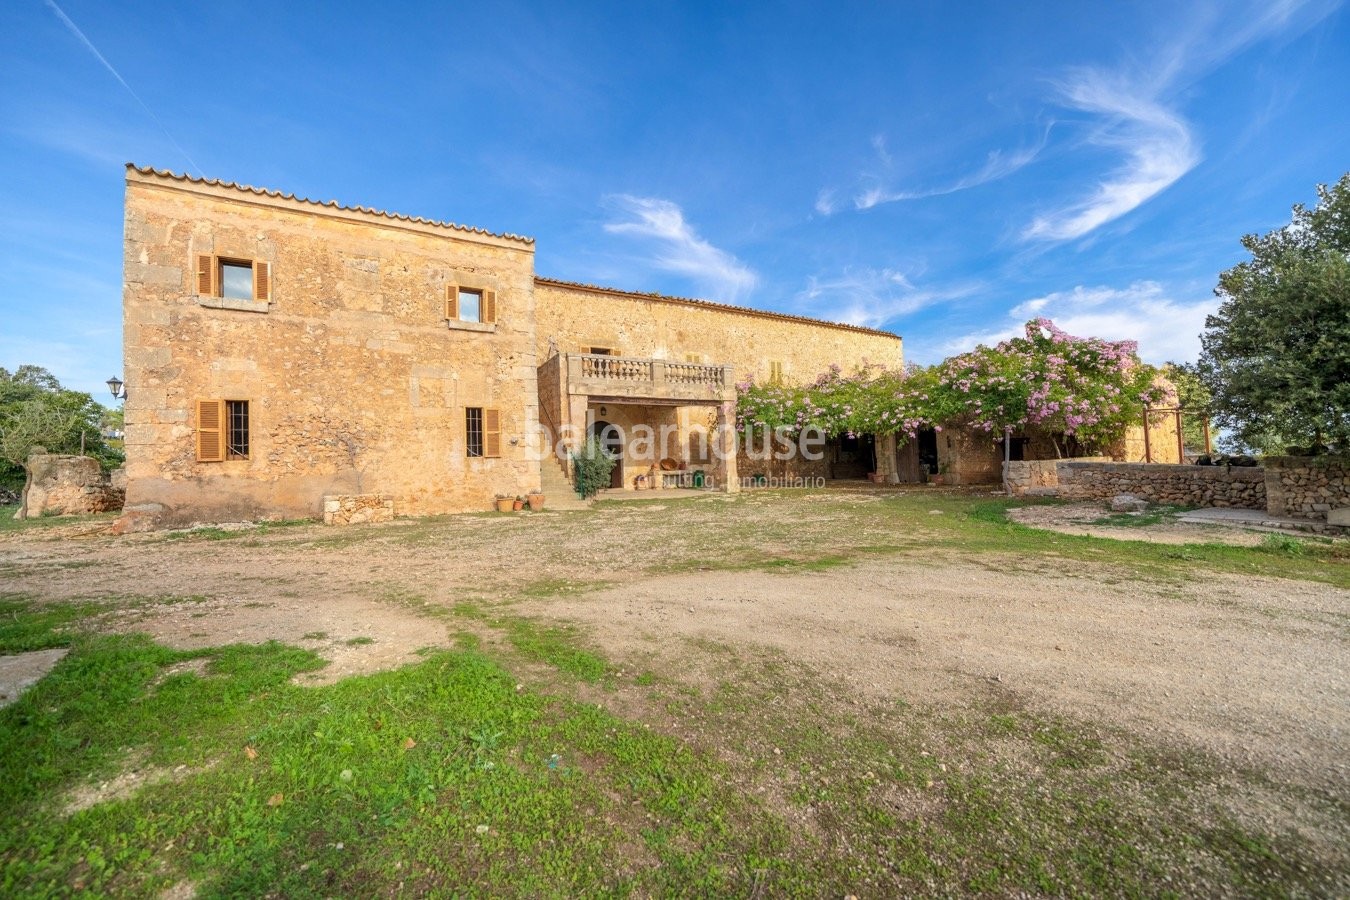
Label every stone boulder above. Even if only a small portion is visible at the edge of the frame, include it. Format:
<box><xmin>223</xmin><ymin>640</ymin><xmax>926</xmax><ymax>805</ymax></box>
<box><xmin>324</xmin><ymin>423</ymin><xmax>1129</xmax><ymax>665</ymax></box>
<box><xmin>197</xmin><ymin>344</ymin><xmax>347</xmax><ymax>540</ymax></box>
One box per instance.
<box><xmin>1110</xmin><ymin>493</ymin><xmax>1148</xmax><ymax>513</ymax></box>
<box><xmin>17</xmin><ymin>453</ymin><xmax>124</xmax><ymax>520</ymax></box>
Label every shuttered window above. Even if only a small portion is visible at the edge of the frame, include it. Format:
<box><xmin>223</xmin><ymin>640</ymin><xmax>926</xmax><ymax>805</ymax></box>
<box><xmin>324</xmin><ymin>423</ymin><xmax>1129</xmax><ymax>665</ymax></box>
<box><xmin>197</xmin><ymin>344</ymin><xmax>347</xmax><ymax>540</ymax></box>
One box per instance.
<box><xmin>769</xmin><ymin>360</ymin><xmax>784</xmax><ymax>384</ymax></box>
<box><xmin>446</xmin><ymin>285</ymin><xmax>496</xmax><ymax>324</ymax></box>
<box><xmin>196</xmin><ymin>399</ymin><xmax>249</xmax><ymax>461</ymax></box>
<box><xmin>195</xmin><ymin>254</ymin><xmax>271</xmax><ymax>302</ymax></box>
<box><xmin>466</xmin><ymin>407</ymin><xmax>502</xmax><ymax>459</ymax></box>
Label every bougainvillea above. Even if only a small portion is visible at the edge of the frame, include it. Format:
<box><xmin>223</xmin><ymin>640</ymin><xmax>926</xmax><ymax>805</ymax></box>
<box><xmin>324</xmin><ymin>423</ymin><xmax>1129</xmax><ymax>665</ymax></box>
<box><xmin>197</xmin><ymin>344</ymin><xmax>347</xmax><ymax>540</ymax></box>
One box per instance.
<box><xmin>736</xmin><ymin>319</ymin><xmax>1169</xmax><ymax>452</ymax></box>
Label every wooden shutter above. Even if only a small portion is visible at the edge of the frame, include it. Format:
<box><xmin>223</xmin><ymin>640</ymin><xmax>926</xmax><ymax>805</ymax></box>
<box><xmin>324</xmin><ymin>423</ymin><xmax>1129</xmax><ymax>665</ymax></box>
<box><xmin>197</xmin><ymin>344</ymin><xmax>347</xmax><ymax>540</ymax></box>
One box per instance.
<box><xmin>196</xmin><ymin>399</ymin><xmax>225</xmax><ymax>462</ymax></box>
<box><xmin>482</xmin><ymin>289</ymin><xmax>497</xmax><ymax>324</ymax></box>
<box><xmin>253</xmin><ymin>261</ymin><xmax>271</xmax><ymax>301</ymax></box>
<box><xmin>769</xmin><ymin>361</ymin><xmax>784</xmax><ymax>383</ymax></box>
<box><xmin>445</xmin><ymin>285</ymin><xmax>459</xmax><ymax>320</ymax></box>
<box><xmin>483</xmin><ymin>408</ymin><xmax>502</xmax><ymax>458</ymax></box>
<box><xmin>196</xmin><ymin>254</ymin><xmax>214</xmax><ymax>296</ymax></box>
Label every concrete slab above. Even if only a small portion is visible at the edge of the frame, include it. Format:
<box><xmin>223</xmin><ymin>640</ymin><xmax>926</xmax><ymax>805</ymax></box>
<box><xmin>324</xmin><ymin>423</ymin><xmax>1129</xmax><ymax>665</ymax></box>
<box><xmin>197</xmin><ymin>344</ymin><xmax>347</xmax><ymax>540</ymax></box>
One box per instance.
<box><xmin>1176</xmin><ymin>507</ymin><xmax>1341</xmax><ymax>535</ymax></box>
<box><xmin>0</xmin><ymin>648</ymin><xmax>68</xmax><ymax>708</ymax></box>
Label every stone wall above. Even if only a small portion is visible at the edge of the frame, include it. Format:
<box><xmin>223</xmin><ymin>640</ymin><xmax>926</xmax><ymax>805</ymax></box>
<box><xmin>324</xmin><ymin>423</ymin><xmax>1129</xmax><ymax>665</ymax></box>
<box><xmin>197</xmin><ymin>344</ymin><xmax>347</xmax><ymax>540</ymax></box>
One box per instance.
<box><xmin>1003</xmin><ymin>459</ymin><xmax>1061</xmax><ymax>494</ymax></box>
<box><xmin>120</xmin><ymin>167</ymin><xmax>541</xmax><ymax>531</ymax></box>
<box><xmin>1264</xmin><ymin>456</ymin><xmax>1350</xmax><ymax>520</ymax></box>
<box><xmin>1054</xmin><ymin>461</ymin><xmax>1266</xmax><ymax>508</ymax></box>
<box><xmin>19</xmin><ymin>453</ymin><xmax>124</xmax><ymax>519</ymax></box>
<box><xmin>322</xmin><ymin>493</ymin><xmax>394</xmax><ymax>526</ymax></box>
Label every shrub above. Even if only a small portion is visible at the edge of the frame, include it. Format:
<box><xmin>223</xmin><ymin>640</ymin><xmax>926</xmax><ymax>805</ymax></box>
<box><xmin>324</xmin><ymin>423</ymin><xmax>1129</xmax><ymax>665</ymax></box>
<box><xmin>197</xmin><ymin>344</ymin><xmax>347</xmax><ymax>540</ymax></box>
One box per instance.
<box><xmin>571</xmin><ymin>436</ymin><xmax>617</xmax><ymax>499</ymax></box>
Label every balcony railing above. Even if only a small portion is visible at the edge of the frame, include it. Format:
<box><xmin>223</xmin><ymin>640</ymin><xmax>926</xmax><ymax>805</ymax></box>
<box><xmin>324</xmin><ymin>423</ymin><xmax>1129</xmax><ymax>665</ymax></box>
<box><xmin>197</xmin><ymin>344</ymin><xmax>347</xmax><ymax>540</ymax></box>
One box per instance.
<box><xmin>569</xmin><ymin>353</ymin><xmax>732</xmax><ymax>400</ymax></box>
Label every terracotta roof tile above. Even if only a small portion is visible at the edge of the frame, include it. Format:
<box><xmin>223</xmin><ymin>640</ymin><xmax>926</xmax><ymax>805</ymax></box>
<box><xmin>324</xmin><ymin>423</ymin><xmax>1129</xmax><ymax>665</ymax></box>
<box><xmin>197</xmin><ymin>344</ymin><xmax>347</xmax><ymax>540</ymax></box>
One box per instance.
<box><xmin>126</xmin><ymin>164</ymin><xmax>534</xmax><ymax>246</ymax></box>
<box><xmin>534</xmin><ymin>277</ymin><xmax>902</xmax><ymax>340</ymax></box>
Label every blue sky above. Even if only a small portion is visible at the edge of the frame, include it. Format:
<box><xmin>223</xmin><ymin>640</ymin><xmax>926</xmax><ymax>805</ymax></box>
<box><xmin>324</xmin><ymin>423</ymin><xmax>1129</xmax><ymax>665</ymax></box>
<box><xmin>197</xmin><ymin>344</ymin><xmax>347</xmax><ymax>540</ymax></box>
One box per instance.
<box><xmin>2</xmin><ymin>0</ymin><xmax>1347</xmax><ymax>399</ymax></box>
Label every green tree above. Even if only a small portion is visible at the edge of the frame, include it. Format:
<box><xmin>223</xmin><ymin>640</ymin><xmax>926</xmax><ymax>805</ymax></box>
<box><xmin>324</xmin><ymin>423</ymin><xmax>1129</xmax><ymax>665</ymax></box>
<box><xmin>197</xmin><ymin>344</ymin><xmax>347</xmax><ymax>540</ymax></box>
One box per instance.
<box><xmin>1198</xmin><ymin>174</ymin><xmax>1350</xmax><ymax>454</ymax></box>
<box><xmin>0</xmin><ymin>366</ymin><xmax>122</xmax><ymax>492</ymax></box>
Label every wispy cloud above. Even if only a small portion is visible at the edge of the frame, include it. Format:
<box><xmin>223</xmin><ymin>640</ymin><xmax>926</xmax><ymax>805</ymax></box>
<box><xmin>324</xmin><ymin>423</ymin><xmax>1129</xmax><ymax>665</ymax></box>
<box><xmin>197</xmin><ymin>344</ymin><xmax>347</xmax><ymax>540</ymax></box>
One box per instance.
<box><xmin>1021</xmin><ymin>0</ymin><xmax>1340</xmax><ymax>243</ymax></box>
<box><xmin>1021</xmin><ymin>72</ymin><xmax>1199</xmax><ymax>242</ymax></box>
<box><xmin>602</xmin><ymin>195</ymin><xmax>758</xmax><ymax>301</ymax></box>
<box><xmin>793</xmin><ymin>267</ymin><xmax>980</xmax><ymax>330</ymax></box>
<box><xmin>814</xmin><ymin>188</ymin><xmax>840</xmax><ymax>216</ymax></box>
<box><xmin>942</xmin><ymin>281</ymin><xmax>1219</xmax><ymax>363</ymax></box>
<box><xmin>43</xmin><ymin>0</ymin><xmax>201</xmax><ymax>175</ymax></box>
<box><xmin>857</xmin><ymin>141</ymin><xmax>1045</xmax><ymax>210</ymax></box>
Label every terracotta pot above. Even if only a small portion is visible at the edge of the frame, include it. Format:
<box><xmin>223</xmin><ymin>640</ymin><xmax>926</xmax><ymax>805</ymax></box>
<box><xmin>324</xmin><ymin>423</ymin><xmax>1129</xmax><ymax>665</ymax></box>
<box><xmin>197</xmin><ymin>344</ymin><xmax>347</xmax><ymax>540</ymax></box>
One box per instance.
<box><xmin>527</xmin><ymin>493</ymin><xmax>545</xmax><ymax>511</ymax></box>
<box><xmin>495</xmin><ymin>497</ymin><xmax>514</xmax><ymax>512</ymax></box>
<box><xmin>512</xmin><ymin>499</ymin><xmax>524</xmax><ymax>511</ymax></box>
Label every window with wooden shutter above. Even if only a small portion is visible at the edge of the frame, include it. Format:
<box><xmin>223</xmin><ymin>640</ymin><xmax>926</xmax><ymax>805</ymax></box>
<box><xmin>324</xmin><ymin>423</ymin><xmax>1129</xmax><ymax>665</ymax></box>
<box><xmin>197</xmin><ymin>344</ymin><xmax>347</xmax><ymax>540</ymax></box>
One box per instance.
<box><xmin>253</xmin><ymin>261</ymin><xmax>271</xmax><ymax>301</ymax></box>
<box><xmin>483</xmin><ymin>408</ymin><xmax>502</xmax><ymax>458</ymax></box>
<box><xmin>769</xmin><ymin>360</ymin><xmax>784</xmax><ymax>384</ymax></box>
<box><xmin>445</xmin><ymin>285</ymin><xmax>459</xmax><ymax>320</ymax></box>
<box><xmin>196</xmin><ymin>399</ymin><xmax>226</xmax><ymax>462</ymax></box>
<box><xmin>196</xmin><ymin>254</ymin><xmax>214</xmax><ymax>296</ymax></box>
<box><xmin>482</xmin><ymin>289</ymin><xmax>497</xmax><ymax>324</ymax></box>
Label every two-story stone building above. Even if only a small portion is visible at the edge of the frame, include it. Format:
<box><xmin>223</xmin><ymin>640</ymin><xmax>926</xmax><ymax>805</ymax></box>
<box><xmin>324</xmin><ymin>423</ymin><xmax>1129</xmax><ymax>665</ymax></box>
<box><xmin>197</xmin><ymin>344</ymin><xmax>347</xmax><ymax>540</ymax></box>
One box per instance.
<box><xmin>117</xmin><ymin>166</ymin><xmax>903</xmax><ymax>530</ymax></box>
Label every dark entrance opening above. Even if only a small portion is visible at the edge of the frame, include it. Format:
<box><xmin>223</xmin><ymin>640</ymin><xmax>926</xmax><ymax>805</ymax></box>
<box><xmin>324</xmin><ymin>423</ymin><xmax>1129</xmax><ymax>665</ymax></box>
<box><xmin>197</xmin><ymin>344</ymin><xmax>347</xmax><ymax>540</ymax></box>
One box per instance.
<box><xmin>916</xmin><ymin>427</ymin><xmax>938</xmax><ymax>476</ymax></box>
<box><xmin>829</xmin><ymin>433</ymin><xmax>877</xmax><ymax>479</ymax></box>
<box><xmin>591</xmin><ymin>420</ymin><xmax>624</xmax><ymax>489</ymax></box>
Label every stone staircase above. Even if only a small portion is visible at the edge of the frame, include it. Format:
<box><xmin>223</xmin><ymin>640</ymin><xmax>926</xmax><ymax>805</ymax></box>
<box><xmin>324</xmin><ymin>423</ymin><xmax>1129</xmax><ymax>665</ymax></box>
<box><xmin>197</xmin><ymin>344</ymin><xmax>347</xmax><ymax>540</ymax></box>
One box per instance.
<box><xmin>539</xmin><ymin>457</ymin><xmax>591</xmax><ymax>510</ymax></box>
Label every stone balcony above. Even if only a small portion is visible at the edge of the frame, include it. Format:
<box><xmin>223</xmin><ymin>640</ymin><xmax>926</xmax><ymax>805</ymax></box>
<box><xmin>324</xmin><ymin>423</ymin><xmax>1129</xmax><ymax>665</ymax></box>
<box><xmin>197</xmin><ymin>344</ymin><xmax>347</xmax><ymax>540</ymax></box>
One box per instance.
<box><xmin>565</xmin><ymin>353</ymin><xmax>735</xmax><ymax>404</ymax></box>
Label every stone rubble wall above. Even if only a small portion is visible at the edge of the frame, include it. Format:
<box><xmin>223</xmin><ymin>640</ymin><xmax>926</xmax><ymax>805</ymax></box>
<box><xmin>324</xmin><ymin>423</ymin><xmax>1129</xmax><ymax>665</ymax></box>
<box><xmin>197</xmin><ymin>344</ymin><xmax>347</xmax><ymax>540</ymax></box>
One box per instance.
<box><xmin>1263</xmin><ymin>456</ymin><xmax>1350</xmax><ymax>520</ymax></box>
<box><xmin>1007</xmin><ymin>460</ymin><xmax>1266</xmax><ymax>509</ymax></box>
<box><xmin>322</xmin><ymin>493</ymin><xmax>394</xmax><ymax>526</ymax></box>
<box><xmin>19</xmin><ymin>453</ymin><xmax>124</xmax><ymax>519</ymax></box>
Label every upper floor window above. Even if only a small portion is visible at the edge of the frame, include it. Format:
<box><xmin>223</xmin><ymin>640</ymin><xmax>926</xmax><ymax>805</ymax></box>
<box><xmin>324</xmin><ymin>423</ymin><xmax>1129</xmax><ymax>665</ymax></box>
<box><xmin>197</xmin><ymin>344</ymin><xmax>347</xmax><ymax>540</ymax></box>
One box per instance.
<box><xmin>446</xmin><ymin>285</ymin><xmax>497</xmax><ymax>324</ymax></box>
<box><xmin>196</xmin><ymin>254</ymin><xmax>271</xmax><ymax>303</ymax></box>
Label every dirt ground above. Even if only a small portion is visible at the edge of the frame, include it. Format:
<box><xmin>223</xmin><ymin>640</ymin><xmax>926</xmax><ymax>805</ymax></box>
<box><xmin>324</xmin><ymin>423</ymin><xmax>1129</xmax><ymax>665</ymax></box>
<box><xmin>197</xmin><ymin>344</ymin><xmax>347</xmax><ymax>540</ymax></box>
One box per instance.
<box><xmin>2</xmin><ymin>499</ymin><xmax>1345</xmax><ymax>809</ymax></box>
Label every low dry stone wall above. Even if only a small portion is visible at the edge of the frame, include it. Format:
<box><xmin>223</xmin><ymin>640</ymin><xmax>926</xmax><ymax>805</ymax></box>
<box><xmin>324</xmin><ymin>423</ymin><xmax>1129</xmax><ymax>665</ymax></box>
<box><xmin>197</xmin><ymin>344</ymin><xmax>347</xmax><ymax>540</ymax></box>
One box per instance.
<box><xmin>1004</xmin><ymin>458</ymin><xmax>1112</xmax><ymax>494</ymax></box>
<box><xmin>322</xmin><ymin>493</ymin><xmax>394</xmax><ymax>526</ymax></box>
<box><xmin>1050</xmin><ymin>461</ymin><xmax>1266</xmax><ymax>509</ymax></box>
<box><xmin>18</xmin><ymin>453</ymin><xmax>124</xmax><ymax>519</ymax></box>
<box><xmin>1264</xmin><ymin>456</ymin><xmax>1350</xmax><ymax>520</ymax></box>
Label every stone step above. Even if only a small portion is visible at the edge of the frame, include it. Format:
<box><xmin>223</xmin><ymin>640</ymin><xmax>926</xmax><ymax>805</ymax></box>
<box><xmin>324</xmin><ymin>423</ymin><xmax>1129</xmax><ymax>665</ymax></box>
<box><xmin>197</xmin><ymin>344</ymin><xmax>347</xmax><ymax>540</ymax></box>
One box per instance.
<box><xmin>537</xmin><ymin>459</ymin><xmax>591</xmax><ymax>510</ymax></box>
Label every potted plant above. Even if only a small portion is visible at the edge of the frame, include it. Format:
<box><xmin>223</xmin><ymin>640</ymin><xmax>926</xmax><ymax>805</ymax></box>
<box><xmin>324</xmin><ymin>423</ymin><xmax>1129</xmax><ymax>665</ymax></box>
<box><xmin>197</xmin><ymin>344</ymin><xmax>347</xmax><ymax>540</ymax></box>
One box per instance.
<box><xmin>527</xmin><ymin>491</ymin><xmax>545</xmax><ymax>511</ymax></box>
<box><xmin>494</xmin><ymin>494</ymin><xmax>515</xmax><ymax>512</ymax></box>
<box><xmin>513</xmin><ymin>495</ymin><xmax>525</xmax><ymax>511</ymax></box>
<box><xmin>930</xmin><ymin>463</ymin><xmax>950</xmax><ymax>486</ymax></box>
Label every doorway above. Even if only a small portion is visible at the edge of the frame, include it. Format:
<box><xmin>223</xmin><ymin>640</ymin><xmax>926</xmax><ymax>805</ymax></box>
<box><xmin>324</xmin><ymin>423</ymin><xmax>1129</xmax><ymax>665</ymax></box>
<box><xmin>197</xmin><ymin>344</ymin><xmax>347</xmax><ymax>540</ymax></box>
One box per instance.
<box><xmin>591</xmin><ymin>420</ymin><xmax>624</xmax><ymax>489</ymax></box>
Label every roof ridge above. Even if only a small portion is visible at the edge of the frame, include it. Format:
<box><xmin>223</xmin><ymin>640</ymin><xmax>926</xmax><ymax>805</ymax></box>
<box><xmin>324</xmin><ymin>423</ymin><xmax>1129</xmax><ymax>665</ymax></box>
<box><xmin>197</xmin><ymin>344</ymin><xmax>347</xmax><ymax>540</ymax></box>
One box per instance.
<box><xmin>125</xmin><ymin>164</ymin><xmax>535</xmax><ymax>246</ymax></box>
<box><xmin>534</xmin><ymin>277</ymin><xmax>901</xmax><ymax>340</ymax></box>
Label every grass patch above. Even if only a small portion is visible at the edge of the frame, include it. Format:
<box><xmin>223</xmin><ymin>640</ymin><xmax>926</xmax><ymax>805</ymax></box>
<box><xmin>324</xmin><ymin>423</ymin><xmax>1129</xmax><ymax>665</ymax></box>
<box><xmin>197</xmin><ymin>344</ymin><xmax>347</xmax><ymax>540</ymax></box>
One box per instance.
<box><xmin>0</xmin><ymin>620</ymin><xmax>797</xmax><ymax>897</ymax></box>
<box><xmin>0</xmin><ymin>508</ymin><xmax>117</xmax><ymax>535</ymax></box>
<box><xmin>0</xmin><ymin>589</ymin><xmax>1339</xmax><ymax>896</ymax></box>
<box><xmin>0</xmin><ymin>595</ymin><xmax>104</xmax><ymax>653</ymax></box>
<box><xmin>504</xmin><ymin>619</ymin><xmax>610</xmax><ymax>682</ymax></box>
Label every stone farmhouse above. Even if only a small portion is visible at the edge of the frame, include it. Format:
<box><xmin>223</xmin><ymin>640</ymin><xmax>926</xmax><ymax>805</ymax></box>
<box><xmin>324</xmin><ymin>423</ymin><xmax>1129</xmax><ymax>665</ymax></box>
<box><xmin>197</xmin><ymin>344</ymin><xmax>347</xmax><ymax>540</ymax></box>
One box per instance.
<box><xmin>117</xmin><ymin>166</ymin><xmax>910</xmax><ymax>530</ymax></box>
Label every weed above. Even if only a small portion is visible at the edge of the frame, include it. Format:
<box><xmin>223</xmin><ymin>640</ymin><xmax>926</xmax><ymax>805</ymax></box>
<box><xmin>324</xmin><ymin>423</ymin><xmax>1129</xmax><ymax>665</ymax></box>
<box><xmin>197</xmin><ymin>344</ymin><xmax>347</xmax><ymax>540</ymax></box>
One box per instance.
<box><xmin>1257</xmin><ymin>533</ymin><xmax>1311</xmax><ymax>557</ymax></box>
